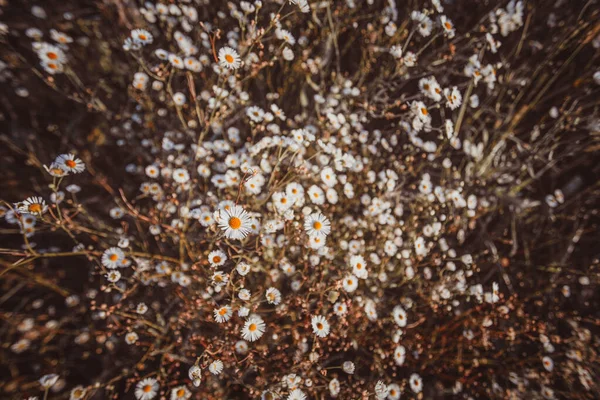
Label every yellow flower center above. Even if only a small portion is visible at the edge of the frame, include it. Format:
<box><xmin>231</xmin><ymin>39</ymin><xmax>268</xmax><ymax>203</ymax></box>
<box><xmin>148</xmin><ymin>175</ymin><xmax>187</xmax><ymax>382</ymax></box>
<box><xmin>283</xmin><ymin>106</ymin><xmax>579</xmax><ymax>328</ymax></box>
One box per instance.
<box><xmin>28</xmin><ymin>204</ymin><xmax>42</xmax><ymax>213</ymax></box>
<box><xmin>248</xmin><ymin>323</ymin><xmax>257</xmax><ymax>332</ymax></box>
<box><xmin>229</xmin><ymin>217</ymin><xmax>242</xmax><ymax>229</ymax></box>
<box><xmin>313</xmin><ymin>221</ymin><xmax>322</xmax><ymax>230</ymax></box>
<box><xmin>225</xmin><ymin>54</ymin><xmax>234</xmax><ymax>63</ymax></box>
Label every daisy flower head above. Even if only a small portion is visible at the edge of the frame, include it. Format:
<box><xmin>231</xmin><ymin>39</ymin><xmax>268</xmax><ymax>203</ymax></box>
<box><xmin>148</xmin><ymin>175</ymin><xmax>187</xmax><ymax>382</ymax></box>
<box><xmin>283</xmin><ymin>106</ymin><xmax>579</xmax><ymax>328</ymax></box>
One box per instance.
<box><xmin>394</xmin><ymin>345</ymin><xmax>406</xmax><ymax>366</ymax></box>
<box><xmin>333</xmin><ymin>301</ymin><xmax>348</xmax><ymax>317</ymax></box>
<box><xmin>320</xmin><ymin>167</ymin><xmax>338</xmax><ymax>187</ymax></box>
<box><xmin>42</xmin><ymin>60</ymin><xmax>64</xmax><ymax>74</ymax></box>
<box><xmin>387</xmin><ymin>383</ymin><xmax>401</xmax><ymax>400</ymax></box>
<box><xmin>307</xmin><ymin>185</ymin><xmax>325</xmax><ymax>205</ymax></box>
<box><xmin>375</xmin><ymin>381</ymin><xmax>389</xmax><ymax>399</ymax></box>
<box><xmin>106</xmin><ymin>270</ymin><xmax>121</xmax><ymax>283</ymax></box>
<box><xmin>214</xmin><ymin>305</ymin><xmax>233</xmax><ymax>323</ymax></box>
<box><xmin>36</xmin><ymin>43</ymin><xmax>66</xmax><ymax>64</ymax></box>
<box><xmin>265</xmin><ymin>287</ymin><xmax>282</xmax><ymax>305</ymax></box>
<box><xmin>44</xmin><ymin>162</ymin><xmax>68</xmax><ymax>177</ymax></box>
<box><xmin>440</xmin><ymin>15</ymin><xmax>456</xmax><ymax>38</ymax></box>
<box><xmin>247</xmin><ymin>106</ymin><xmax>265</xmax><ymax>122</ymax></box>
<box><xmin>55</xmin><ymin>154</ymin><xmax>85</xmax><ymax>173</ymax></box>
<box><xmin>218</xmin><ymin>46</ymin><xmax>241</xmax><ymax>70</ymax></box>
<box><xmin>241</xmin><ymin>314</ymin><xmax>266</xmax><ymax>342</ymax></box>
<box><xmin>236</xmin><ymin>262</ymin><xmax>251</xmax><ymax>276</ymax></box>
<box><xmin>170</xmin><ymin>386</ymin><xmax>191</xmax><ymax>400</ymax></box>
<box><xmin>272</xmin><ymin>191</ymin><xmax>293</xmax><ymax>213</ymax></box>
<box><xmin>393</xmin><ymin>305</ymin><xmax>408</xmax><ymax>327</ymax></box>
<box><xmin>542</xmin><ymin>356</ymin><xmax>554</xmax><ymax>372</ymax></box>
<box><xmin>70</xmin><ymin>386</ymin><xmax>86</xmax><ymax>400</ymax></box>
<box><xmin>188</xmin><ymin>365</ymin><xmax>202</xmax><ymax>387</ymax></box>
<box><xmin>444</xmin><ymin>86</ymin><xmax>462</xmax><ymax>110</ymax></box>
<box><xmin>135</xmin><ymin>377</ymin><xmax>159</xmax><ymax>400</ymax></box>
<box><xmin>211</xmin><ymin>270</ymin><xmax>229</xmax><ymax>287</ymax></box>
<box><xmin>409</xmin><ymin>373</ymin><xmax>423</xmax><ymax>393</ymax></box>
<box><xmin>343</xmin><ymin>361</ymin><xmax>355</xmax><ymax>374</ymax></box>
<box><xmin>17</xmin><ymin>196</ymin><xmax>48</xmax><ymax>215</ymax></box>
<box><xmin>125</xmin><ymin>332</ymin><xmax>139</xmax><ymax>344</ymax></box>
<box><xmin>208</xmin><ymin>250</ymin><xmax>227</xmax><ymax>267</ymax></box>
<box><xmin>276</xmin><ymin>29</ymin><xmax>296</xmax><ymax>45</ymax></box>
<box><xmin>286</xmin><ymin>182</ymin><xmax>305</xmax><ymax>201</ymax></box>
<box><xmin>288</xmin><ymin>389</ymin><xmax>307</xmax><ymax>400</ymax></box>
<box><xmin>342</xmin><ymin>274</ymin><xmax>359</xmax><ymax>293</ymax></box>
<box><xmin>102</xmin><ymin>247</ymin><xmax>125</xmax><ymax>269</ymax></box>
<box><xmin>311</xmin><ymin>315</ymin><xmax>330</xmax><ymax>338</ymax></box>
<box><xmin>136</xmin><ymin>302</ymin><xmax>148</xmax><ymax>314</ymax></box>
<box><xmin>308</xmin><ymin>234</ymin><xmax>326</xmax><ymax>250</ymax></box>
<box><xmin>218</xmin><ymin>205</ymin><xmax>252</xmax><ymax>240</ymax></box>
<box><xmin>304</xmin><ymin>212</ymin><xmax>331</xmax><ymax>238</ymax></box>
<box><xmin>172</xmin><ymin>168</ymin><xmax>190</xmax><ymax>183</ymax></box>
<box><xmin>168</xmin><ymin>53</ymin><xmax>185</xmax><ymax>69</ymax></box>
<box><xmin>173</xmin><ymin>92</ymin><xmax>187</xmax><ymax>106</ymax></box>
<box><xmin>411</xmin><ymin>100</ymin><xmax>431</xmax><ymax>123</ymax></box>
<box><xmin>209</xmin><ymin>360</ymin><xmax>224</xmax><ymax>375</ymax></box>
<box><xmin>131</xmin><ymin>29</ymin><xmax>153</xmax><ymax>45</ymax></box>
<box><xmin>350</xmin><ymin>255</ymin><xmax>368</xmax><ymax>279</ymax></box>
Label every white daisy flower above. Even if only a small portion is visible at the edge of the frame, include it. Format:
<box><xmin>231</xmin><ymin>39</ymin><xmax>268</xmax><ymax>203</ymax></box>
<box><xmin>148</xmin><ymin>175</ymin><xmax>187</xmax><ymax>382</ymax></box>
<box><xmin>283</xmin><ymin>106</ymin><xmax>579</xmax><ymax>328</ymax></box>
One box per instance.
<box><xmin>241</xmin><ymin>314</ymin><xmax>266</xmax><ymax>342</ymax></box>
<box><xmin>17</xmin><ymin>196</ymin><xmax>48</xmax><ymax>215</ymax></box>
<box><xmin>70</xmin><ymin>385</ymin><xmax>86</xmax><ymax>400</ymax></box>
<box><xmin>392</xmin><ymin>305</ymin><xmax>408</xmax><ymax>327</ymax></box>
<box><xmin>342</xmin><ymin>275</ymin><xmax>358</xmax><ymax>293</ymax></box>
<box><xmin>409</xmin><ymin>373</ymin><xmax>422</xmax><ymax>393</ymax></box>
<box><xmin>135</xmin><ymin>377</ymin><xmax>159</xmax><ymax>400</ymax></box>
<box><xmin>304</xmin><ymin>212</ymin><xmax>331</xmax><ymax>239</ymax></box>
<box><xmin>208</xmin><ymin>250</ymin><xmax>227</xmax><ymax>267</ymax></box>
<box><xmin>170</xmin><ymin>385</ymin><xmax>191</xmax><ymax>400</ymax></box>
<box><xmin>311</xmin><ymin>315</ymin><xmax>330</xmax><ymax>338</ymax></box>
<box><xmin>218</xmin><ymin>46</ymin><xmax>241</xmax><ymax>70</ymax></box>
<box><xmin>213</xmin><ymin>305</ymin><xmax>233</xmax><ymax>323</ymax></box>
<box><xmin>440</xmin><ymin>15</ymin><xmax>455</xmax><ymax>38</ymax></box>
<box><xmin>343</xmin><ymin>361</ymin><xmax>355</xmax><ymax>374</ymax></box>
<box><xmin>173</xmin><ymin>168</ymin><xmax>190</xmax><ymax>183</ymax></box>
<box><xmin>542</xmin><ymin>356</ymin><xmax>554</xmax><ymax>372</ymax></box>
<box><xmin>287</xmin><ymin>389</ymin><xmax>307</xmax><ymax>400</ymax></box>
<box><xmin>208</xmin><ymin>360</ymin><xmax>224</xmax><ymax>375</ymax></box>
<box><xmin>106</xmin><ymin>270</ymin><xmax>121</xmax><ymax>283</ymax></box>
<box><xmin>131</xmin><ymin>29</ymin><xmax>153</xmax><ymax>45</ymax></box>
<box><xmin>246</xmin><ymin>106</ymin><xmax>265</xmax><ymax>122</ymax></box>
<box><xmin>307</xmin><ymin>185</ymin><xmax>325</xmax><ymax>205</ymax></box>
<box><xmin>236</xmin><ymin>262</ymin><xmax>251</xmax><ymax>276</ymax></box>
<box><xmin>168</xmin><ymin>53</ymin><xmax>185</xmax><ymax>69</ymax></box>
<box><xmin>333</xmin><ymin>302</ymin><xmax>348</xmax><ymax>317</ymax></box>
<box><xmin>125</xmin><ymin>332</ymin><xmax>139</xmax><ymax>344</ymax></box>
<box><xmin>188</xmin><ymin>365</ymin><xmax>201</xmax><ymax>387</ymax></box>
<box><xmin>101</xmin><ymin>247</ymin><xmax>125</xmax><ymax>269</ymax></box>
<box><xmin>350</xmin><ymin>255</ymin><xmax>368</xmax><ymax>279</ymax></box>
<box><xmin>265</xmin><ymin>287</ymin><xmax>282</xmax><ymax>305</ymax></box>
<box><xmin>217</xmin><ymin>205</ymin><xmax>252</xmax><ymax>240</ymax></box>
<box><xmin>394</xmin><ymin>345</ymin><xmax>406</xmax><ymax>366</ymax></box>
